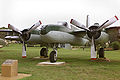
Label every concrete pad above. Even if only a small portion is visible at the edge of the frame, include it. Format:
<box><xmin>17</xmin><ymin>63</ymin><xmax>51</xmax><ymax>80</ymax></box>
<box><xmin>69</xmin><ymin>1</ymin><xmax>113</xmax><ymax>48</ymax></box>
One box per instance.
<box><xmin>37</xmin><ymin>62</ymin><xmax>65</xmax><ymax>66</ymax></box>
<box><xmin>0</xmin><ymin>73</ymin><xmax>32</xmax><ymax>80</ymax></box>
<box><xmin>96</xmin><ymin>58</ymin><xmax>110</xmax><ymax>62</ymax></box>
<box><xmin>32</xmin><ymin>57</ymin><xmax>49</xmax><ymax>60</ymax></box>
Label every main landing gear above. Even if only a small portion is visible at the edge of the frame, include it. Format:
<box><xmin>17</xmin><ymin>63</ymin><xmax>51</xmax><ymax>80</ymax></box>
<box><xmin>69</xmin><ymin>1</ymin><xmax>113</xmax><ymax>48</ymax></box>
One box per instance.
<box><xmin>50</xmin><ymin>50</ymin><xmax>57</xmax><ymax>63</ymax></box>
<box><xmin>40</xmin><ymin>48</ymin><xmax>48</xmax><ymax>58</ymax></box>
<box><xmin>40</xmin><ymin>45</ymin><xmax>58</xmax><ymax>63</ymax></box>
<box><xmin>96</xmin><ymin>48</ymin><xmax>110</xmax><ymax>61</ymax></box>
<box><xmin>98</xmin><ymin>48</ymin><xmax>104</xmax><ymax>58</ymax></box>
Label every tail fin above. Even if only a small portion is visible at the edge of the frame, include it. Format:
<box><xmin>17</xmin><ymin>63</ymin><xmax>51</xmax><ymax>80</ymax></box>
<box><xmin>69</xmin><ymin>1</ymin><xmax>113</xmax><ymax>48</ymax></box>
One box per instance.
<box><xmin>86</xmin><ymin>15</ymin><xmax>90</xmax><ymax>28</ymax></box>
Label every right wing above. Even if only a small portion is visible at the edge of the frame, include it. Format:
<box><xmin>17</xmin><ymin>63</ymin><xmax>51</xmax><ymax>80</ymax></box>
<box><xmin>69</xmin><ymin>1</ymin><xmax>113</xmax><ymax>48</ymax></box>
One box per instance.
<box><xmin>69</xmin><ymin>30</ymin><xmax>86</xmax><ymax>37</ymax></box>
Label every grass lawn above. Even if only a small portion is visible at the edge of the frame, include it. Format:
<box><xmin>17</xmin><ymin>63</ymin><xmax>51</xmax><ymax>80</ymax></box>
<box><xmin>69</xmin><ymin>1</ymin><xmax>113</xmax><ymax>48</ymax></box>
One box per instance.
<box><xmin>0</xmin><ymin>44</ymin><xmax>120</xmax><ymax>80</ymax></box>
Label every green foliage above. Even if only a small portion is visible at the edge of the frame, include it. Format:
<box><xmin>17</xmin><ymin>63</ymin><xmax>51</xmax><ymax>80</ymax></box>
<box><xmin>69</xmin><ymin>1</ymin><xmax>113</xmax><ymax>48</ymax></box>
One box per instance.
<box><xmin>0</xmin><ymin>32</ymin><xmax>6</xmax><ymax>39</ymax></box>
<box><xmin>0</xmin><ymin>27</ymin><xmax>8</xmax><ymax>29</ymax></box>
<box><xmin>111</xmin><ymin>41</ymin><xmax>120</xmax><ymax>50</ymax></box>
<box><xmin>0</xmin><ymin>27</ymin><xmax>9</xmax><ymax>39</ymax></box>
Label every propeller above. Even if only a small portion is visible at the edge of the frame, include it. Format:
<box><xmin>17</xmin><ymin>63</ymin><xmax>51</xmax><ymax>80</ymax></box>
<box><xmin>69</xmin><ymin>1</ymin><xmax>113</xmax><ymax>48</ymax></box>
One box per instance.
<box><xmin>8</xmin><ymin>24</ymin><xmax>22</xmax><ymax>34</ymax></box>
<box><xmin>97</xmin><ymin>16</ymin><xmax>119</xmax><ymax>31</ymax></box>
<box><xmin>26</xmin><ymin>20</ymin><xmax>42</xmax><ymax>34</ymax></box>
<box><xmin>86</xmin><ymin>15</ymin><xmax>90</xmax><ymax>28</ymax></box>
<box><xmin>70</xmin><ymin>19</ymin><xmax>90</xmax><ymax>31</ymax></box>
<box><xmin>91</xmin><ymin>37</ymin><xmax>96</xmax><ymax>59</ymax></box>
<box><xmin>22</xmin><ymin>41</ymin><xmax>26</xmax><ymax>58</ymax></box>
<box><xmin>8</xmin><ymin>21</ymin><xmax>42</xmax><ymax>58</ymax></box>
<box><xmin>70</xmin><ymin>15</ymin><xmax>119</xmax><ymax>60</ymax></box>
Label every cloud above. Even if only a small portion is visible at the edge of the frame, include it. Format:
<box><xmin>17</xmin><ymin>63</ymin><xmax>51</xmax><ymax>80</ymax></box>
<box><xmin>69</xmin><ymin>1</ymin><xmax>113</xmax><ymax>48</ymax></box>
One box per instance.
<box><xmin>0</xmin><ymin>0</ymin><xmax>120</xmax><ymax>29</ymax></box>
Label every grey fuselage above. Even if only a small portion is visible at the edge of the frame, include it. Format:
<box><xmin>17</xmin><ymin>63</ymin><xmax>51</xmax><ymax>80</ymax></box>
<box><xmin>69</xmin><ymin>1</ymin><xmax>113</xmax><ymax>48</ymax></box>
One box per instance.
<box><xmin>27</xmin><ymin>24</ymin><xmax>109</xmax><ymax>46</ymax></box>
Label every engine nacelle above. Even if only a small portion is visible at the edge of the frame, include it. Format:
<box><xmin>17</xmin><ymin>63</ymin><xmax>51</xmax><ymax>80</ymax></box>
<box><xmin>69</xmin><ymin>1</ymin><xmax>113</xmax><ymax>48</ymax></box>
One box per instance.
<box><xmin>95</xmin><ymin>32</ymin><xmax>109</xmax><ymax>45</ymax></box>
<box><xmin>26</xmin><ymin>34</ymin><xmax>42</xmax><ymax>44</ymax></box>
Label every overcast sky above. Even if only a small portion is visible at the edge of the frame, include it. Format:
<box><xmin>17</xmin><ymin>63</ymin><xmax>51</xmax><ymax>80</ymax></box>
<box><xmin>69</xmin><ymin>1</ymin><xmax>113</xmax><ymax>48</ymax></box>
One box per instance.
<box><xmin>0</xmin><ymin>0</ymin><xmax>120</xmax><ymax>30</ymax></box>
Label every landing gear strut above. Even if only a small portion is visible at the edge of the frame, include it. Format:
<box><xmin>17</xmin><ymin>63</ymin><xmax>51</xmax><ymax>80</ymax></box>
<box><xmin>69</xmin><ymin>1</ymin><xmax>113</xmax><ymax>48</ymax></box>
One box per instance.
<box><xmin>40</xmin><ymin>48</ymin><xmax>48</xmax><ymax>58</ymax></box>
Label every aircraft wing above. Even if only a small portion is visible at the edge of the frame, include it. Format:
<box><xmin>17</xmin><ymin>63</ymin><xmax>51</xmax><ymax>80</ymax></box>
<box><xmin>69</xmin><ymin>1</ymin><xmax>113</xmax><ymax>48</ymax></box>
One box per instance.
<box><xmin>69</xmin><ymin>30</ymin><xmax>86</xmax><ymax>37</ymax></box>
<box><xmin>0</xmin><ymin>29</ymin><xmax>12</xmax><ymax>32</ymax></box>
<box><xmin>105</xmin><ymin>26</ymin><xmax>120</xmax><ymax>33</ymax></box>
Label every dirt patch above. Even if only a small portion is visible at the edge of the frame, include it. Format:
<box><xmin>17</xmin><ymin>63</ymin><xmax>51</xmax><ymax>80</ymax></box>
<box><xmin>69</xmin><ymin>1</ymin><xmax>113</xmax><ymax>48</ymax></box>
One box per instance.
<box><xmin>90</xmin><ymin>58</ymin><xmax>110</xmax><ymax>62</ymax></box>
<box><xmin>0</xmin><ymin>50</ymin><xmax>13</xmax><ymax>52</ymax></box>
<box><xmin>0</xmin><ymin>50</ymin><xmax>4</xmax><ymax>52</ymax></box>
<box><xmin>0</xmin><ymin>73</ymin><xmax>31</xmax><ymax>80</ymax></box>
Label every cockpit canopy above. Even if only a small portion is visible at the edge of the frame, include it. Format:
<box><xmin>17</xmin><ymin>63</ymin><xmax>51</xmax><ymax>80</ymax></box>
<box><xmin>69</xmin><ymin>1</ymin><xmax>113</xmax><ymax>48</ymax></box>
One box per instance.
<box><xmin>57</xmin><ymin>21</ymin><xmax>68</xmax><ymax>27</ymax></box>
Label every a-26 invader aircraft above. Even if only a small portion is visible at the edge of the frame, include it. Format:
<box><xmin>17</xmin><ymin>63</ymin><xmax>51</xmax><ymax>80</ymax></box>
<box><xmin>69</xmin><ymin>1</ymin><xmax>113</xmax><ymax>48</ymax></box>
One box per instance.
<box><xmin>1</xmin><ymin>15</ymin><xmax>119</xmax><ymax>63</ymax></box>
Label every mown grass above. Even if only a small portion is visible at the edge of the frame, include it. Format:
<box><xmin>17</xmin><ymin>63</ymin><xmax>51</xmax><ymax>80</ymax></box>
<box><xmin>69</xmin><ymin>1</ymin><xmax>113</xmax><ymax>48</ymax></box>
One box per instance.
<box><xmin>0</xmin><ymin>44</ymin><xmax>120</xmax><ymax>80</ymax></box>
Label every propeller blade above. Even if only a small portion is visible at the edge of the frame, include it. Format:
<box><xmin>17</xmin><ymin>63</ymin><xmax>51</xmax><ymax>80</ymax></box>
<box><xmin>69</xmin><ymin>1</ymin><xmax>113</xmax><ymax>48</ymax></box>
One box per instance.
<box><xmin>97</xmin><ymin>16</ymin><xmax>119</xmax><ymax>31</ymax></box>
<box><xmin>91</xmin><ymin>37</ymin><xmax>96</xmax><ymax>60</ymax></box>
<box><xmin>26</xmin><ymin>20</ymin><xmax>42</xmax><ymax>33</ymax></box>
<box><xmin>22</xmin><ymin>41</ymin><xmax>26</xmax><ymax>58</ymax></box>
<box><xmin>8</xmin><ymin>24</ymin><xmax>22</xmax><ymax>34</ymax></box>
<box><xmin>70</xmin><ymin>19</ymin><xmax>90</xmax><ymax>31</ymax></box>
<box><xmin>86</xmin><ymin>15</ymin><xmax>90</xmax><ymax>28</ymax></box>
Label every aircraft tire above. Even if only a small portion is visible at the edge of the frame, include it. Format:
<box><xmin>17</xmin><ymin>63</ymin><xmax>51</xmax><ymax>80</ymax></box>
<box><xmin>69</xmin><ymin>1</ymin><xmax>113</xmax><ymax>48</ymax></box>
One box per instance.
<box><xmin>50</xmin><ymin>51</ymin><xmax>57</xmax><ymax>63</ymax></box>
<box><xmin>98</xmin><ymin>48</ymin><xmax>104</xmax><ymax>58</ymax></box>
<box><xmin>40</xmin><ymin>48</ymin><xmax>48</xmax><ymax>57</ymax></box>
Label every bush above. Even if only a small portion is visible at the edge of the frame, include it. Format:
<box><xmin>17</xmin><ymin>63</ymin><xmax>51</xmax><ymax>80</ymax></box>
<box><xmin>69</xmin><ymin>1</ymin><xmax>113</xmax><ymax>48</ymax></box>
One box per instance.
<box><xmin>111</xmin><ymin>41</ymin><xmax>120</xmax><ymax>50</ymax></box>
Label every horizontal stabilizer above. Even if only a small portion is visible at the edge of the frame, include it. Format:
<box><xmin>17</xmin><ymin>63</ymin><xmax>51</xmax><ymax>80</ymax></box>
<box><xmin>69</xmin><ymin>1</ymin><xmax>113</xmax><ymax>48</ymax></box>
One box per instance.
<box><xmin>5</xmin><ymin>36</ymin><xmax>21</xmax><ymax>41</ymax></box>
<box><xmin>0</xmin><ymin>29</ymin><xmax>12</xmax><ymax>32</ymax></box>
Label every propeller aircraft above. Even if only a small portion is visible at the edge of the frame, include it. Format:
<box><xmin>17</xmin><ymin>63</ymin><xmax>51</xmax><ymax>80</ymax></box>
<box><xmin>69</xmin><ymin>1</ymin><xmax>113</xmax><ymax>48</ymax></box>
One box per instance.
<box><xmin>0</xmin><ymin>15</ymin><xmax>118</xmax><ymax>63</ymax></box>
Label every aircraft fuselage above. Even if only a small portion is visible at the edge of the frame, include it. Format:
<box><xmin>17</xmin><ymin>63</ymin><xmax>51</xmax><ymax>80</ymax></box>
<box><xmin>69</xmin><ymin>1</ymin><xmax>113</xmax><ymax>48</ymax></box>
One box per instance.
<box><xmin>27</xmin><ymin>24</ymin><xmax>109</xmax><ymax>46</ymax></box>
